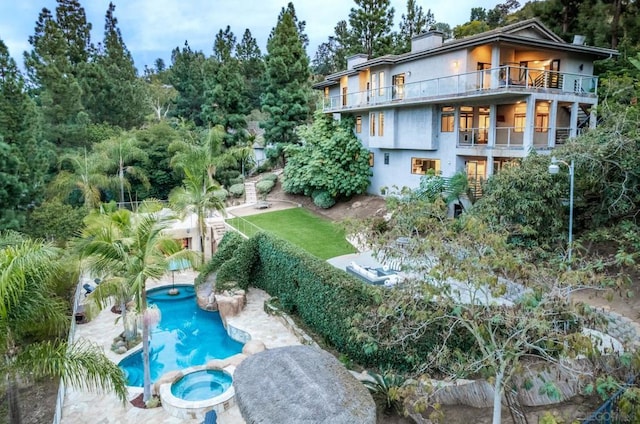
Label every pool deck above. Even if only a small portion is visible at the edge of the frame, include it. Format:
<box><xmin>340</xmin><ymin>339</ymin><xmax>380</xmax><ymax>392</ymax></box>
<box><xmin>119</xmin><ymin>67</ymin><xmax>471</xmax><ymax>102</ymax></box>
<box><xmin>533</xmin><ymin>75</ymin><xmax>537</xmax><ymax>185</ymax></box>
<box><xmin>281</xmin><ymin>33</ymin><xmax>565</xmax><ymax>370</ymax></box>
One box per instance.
<box><xmin>61</xmin><ymin>270</ymin><xmax>301</xmax><ymax>424</ymax></box>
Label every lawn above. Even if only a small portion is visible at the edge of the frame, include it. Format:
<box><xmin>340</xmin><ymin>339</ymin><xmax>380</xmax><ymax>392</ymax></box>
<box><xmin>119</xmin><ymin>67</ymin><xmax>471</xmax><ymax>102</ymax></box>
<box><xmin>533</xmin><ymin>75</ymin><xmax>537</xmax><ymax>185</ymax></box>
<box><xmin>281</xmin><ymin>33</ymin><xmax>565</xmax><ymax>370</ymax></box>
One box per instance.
<box><xmin>227</xmin><ymin>208</ymin><xmax>357</xmax><ymax>260</ymax></box>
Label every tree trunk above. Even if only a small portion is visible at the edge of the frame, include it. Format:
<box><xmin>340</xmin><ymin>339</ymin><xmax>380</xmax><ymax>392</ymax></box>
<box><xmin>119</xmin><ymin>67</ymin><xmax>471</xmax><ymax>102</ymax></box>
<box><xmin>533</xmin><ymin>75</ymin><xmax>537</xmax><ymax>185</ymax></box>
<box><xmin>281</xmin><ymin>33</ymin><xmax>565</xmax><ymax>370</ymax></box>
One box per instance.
<box><xmin>492</xmin><ymin>370</ymin><xmax>504</xmax><ymax>424</ymax></box>
<box><xmin>141</xmin><ymin>290</ymin><xmax>152</xmax><ymax>403</ymax></box>
<box><xmin>7</xmin><ymin>376</ymin><xmax>21</xmax><ymax>424</ymax></box>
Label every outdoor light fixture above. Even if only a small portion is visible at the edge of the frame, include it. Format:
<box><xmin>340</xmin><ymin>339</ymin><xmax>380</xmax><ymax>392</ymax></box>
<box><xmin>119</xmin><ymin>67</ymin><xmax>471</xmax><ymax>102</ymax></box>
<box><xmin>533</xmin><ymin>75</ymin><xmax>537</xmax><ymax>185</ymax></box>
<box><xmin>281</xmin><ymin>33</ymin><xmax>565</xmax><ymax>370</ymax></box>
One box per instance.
<box><xmin>548</xmin><ymin>156</ymin><xmax>575</xmax><ymax>262</ymax></box>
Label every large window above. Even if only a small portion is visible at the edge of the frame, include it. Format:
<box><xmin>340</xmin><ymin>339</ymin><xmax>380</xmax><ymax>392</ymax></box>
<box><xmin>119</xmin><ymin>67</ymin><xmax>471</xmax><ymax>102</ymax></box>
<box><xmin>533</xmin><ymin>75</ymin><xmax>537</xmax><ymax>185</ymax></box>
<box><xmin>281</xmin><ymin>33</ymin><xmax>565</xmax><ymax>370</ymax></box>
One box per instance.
<box><xmin>370</xmin><ymin>113</ymin><xmax>376</xmax><ymax>136</ymax></box>
<box><xmin>441</xmin><ymin>106</ymin><xmax>454</xmax><ymax>132</ymax></box>
<box><xmin>459</xmin><ymin>106</ymin><xmax>473</xmax><ymax>131</ymax></box>
<box><xmin>514</xmin><ymin>113</ymin><xmax>526</xmax><ymax>132</ymax></box>
<box><xmin>535</xmin><ymin>102</ymin><xmax>550</xmax><ymax>132</ymax></box>
<box><xmin>356</xmin><ymin>116</ymin><xmax>362</xmax><ymax>133</ymax></box>
<box><xmin>371</xmin><ymin>73</ymin><xmax>377</xmax><ymax>97</ymax></box>
<box><xmin>392</xmin><ymin>73</ymin><xmax>405</xmax><ymax>100</ymax></box>
<box><xmin>379</xmin><ymin>71</ymin><xmax>385</xmax><ymax>96</ymax></box>
<box><xmin>378</xmin><ymin>112</ymin><xmax>384</xmax><ymax>136</ymax></box>
<box><xmin>411</xmin><ymin>158</ymin><xmax>441</xmax><ymax>175</ymax></box>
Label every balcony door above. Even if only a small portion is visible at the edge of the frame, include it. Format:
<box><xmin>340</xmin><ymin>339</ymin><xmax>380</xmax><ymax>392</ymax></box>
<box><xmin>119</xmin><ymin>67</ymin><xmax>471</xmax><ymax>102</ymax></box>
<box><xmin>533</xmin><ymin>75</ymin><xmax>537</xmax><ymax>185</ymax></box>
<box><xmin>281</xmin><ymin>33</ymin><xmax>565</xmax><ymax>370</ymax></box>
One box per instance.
<box><xmin>465</xmin><ymin>160</ymin><xmax>486</xmax><ymax>198</ymax></box>
<box><xmin>477</xmin><ymin>62</ymin><xmax>490</xmax><ymax>89</ymax></box>
<box><xmin>392</xmin><ymin>73</ymin><xmax>405</xmax><ymax>100</ymax></box>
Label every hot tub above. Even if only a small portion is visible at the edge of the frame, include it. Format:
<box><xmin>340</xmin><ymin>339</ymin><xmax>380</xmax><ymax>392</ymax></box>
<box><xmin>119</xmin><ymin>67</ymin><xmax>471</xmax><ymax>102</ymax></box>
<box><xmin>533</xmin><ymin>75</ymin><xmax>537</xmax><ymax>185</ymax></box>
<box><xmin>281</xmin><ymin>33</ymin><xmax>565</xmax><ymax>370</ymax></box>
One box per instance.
<box><xmin>160</xmin><ymin>365</ymin><xmax>236</xmax><ymax>420</ymax></box>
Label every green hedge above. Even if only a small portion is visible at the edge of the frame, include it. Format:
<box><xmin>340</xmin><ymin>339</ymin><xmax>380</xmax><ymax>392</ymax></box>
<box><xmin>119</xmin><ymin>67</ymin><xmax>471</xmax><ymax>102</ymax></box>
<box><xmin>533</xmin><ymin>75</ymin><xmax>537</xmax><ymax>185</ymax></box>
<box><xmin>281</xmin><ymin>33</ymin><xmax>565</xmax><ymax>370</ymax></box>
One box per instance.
<box><xmin>195</xmin><ymin>231</ymin><xmax>246</xmax><ymax>286</ymax></box>
<box><xmin>200</xmin><ymin>231</ymin><xmax>476</xmax><ymax>372</ymax></box>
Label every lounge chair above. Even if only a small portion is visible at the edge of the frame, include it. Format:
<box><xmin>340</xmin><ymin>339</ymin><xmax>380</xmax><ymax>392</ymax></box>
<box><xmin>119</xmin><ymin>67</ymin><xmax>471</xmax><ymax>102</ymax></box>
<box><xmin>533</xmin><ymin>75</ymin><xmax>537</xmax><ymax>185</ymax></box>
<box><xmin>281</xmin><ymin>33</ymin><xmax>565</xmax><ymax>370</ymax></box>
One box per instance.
<box><xmin>83</xmin><ymin>283</ymin><xmax>95</xmax><ymax>296</ymax></box>
<box><xmin>202</xmin><ymin>410</ymin><xmax>217</xmax><ymax>424</ymax></box>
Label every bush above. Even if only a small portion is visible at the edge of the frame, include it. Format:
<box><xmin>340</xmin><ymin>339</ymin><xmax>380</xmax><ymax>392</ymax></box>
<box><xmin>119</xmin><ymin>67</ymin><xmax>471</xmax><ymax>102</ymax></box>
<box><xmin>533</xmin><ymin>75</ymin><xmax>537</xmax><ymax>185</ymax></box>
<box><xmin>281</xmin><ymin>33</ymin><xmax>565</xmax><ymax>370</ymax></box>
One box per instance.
<box><xmin>216</xmin><ymin>170</ymin><xmax>241</xmax><ymax>188</ymax></box>
<box><xmin>255</xmin><ymin>179</ymin><xmax>275</xmax><ymax>195</ymax></box>
<box><xmin>260</xmin><ymin>173</ymin><xmax>278</xmax><ymax>183</ymax></box>
<box><xmin>229</xmin><ymin>176</ymin><xmax>245</xmax><ymax>186</ymax></box>
<box><xmin>313</xmin><ymin>191</ymin><xmax>336</xmax><ymax>209</ymax></box>
<box><xmin>213</xmin><ymin>188</ymin><xmax>228</xmax><ymax>203</ymax></box>
<box><xmin>195</xmin><ymin>232</ymin><xmax>246</xmax><ymax>286</ymax></box>
<box><xmin>229</xmin><ymin>183</ymin><xmax>245</xmax><ymax>198</ymax></box>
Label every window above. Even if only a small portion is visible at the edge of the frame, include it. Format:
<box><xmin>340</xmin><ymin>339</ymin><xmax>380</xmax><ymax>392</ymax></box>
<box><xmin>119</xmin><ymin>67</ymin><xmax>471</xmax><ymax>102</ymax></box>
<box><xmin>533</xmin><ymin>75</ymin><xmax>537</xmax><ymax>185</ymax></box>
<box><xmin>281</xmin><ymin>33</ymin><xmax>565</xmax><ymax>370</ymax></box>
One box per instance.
<box><xmin>459</xmin><ymin>106</ymin><xmax>473</xmax><ymax>131</ymax></box>
<box><xmin>378</xmin><ymin>112</ymin><xmax>384</xmax><ymax>136</ymax></box>
<box><xmin>371</xmin><ymin>73</ymin><xmax>377</xmax><ymax>97</ymax></box>
<box><xmin>514</xmin><ymin>113</ymin><xmax>526</xmax><ymax>132</ymax></box>
<box><xmin>384</xmin><ymin>153</ymin><xmax>390</xmax><ymax>165</ymax></box>
<box><xmin>324</xmin><ymin>87</ymin><xmax>329</xmax><ymax>99</ymax></box>
<box><xmin>379</xmin><ymin>71</ymin><xmax>385</xmax><ymax>96</ymax></box>
<box><xmin>341</xmin><ymin>87</ymin><xmax>347</xmax><ymax>107</ymax></box>
<box><xmin>494</xmin><ymin>158</ymin><xmax>519</xmax><ymax>173</ymax></box>
<box><xmin>535</xmin><ymin>102</ymin><xmax>549</xmax><ymax>132</ymax></box>
<box><xmin>355</xmin><ymin>116</ymin><xmax>362</xmax><ymax>133</ymax></box>
<box><xmin>392</xmin><ymin>73</ymin><xmax>405</xmax><ymax>100</ymax></box>
<box><xmin>441</xmin><ymin>106</ymin><xmax>454</xmax><ymax>132</ymax></box>
<box><xmin>368</xmin><ymin>152</ymin><xmax>374</xmax><ymax>167</ymax></box>
<box><xmin>370</xmin><ymin>113</ymin><xmax>376</xmax><ymax>136</ymax></box>
<box><xmin>411</xmin><ymin>158</ymin><xmax>440</xmax><ymax>175</ymax></box>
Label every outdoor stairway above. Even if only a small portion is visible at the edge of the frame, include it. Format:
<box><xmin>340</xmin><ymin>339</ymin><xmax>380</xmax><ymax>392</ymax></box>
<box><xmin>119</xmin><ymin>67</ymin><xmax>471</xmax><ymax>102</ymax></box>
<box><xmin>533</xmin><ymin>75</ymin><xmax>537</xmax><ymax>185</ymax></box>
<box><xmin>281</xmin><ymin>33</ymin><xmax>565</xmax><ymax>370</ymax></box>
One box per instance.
<box><xmin>211</xmin><ymin>221</ymin><xmax>227</xmax><ymax>241</ymax></box>
<box><xmin>244</xmin><ymin>182</ymin><xmax>257</xmax><ymax>204</ymax></box>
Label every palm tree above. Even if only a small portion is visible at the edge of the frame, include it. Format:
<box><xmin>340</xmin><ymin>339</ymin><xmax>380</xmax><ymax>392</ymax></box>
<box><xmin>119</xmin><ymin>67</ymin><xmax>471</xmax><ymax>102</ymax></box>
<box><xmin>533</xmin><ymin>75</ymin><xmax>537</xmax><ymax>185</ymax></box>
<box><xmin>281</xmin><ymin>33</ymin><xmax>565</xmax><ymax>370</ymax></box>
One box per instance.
<box><xmin>91</xmin><ymin>135</ymin><xmax>150</xmax><ymax>208</ymax></box>
<box><xmin>80</xmin><ymin>205</ymin><xmax>198</xmax><ymax>403</ymax></box>
<box><xmin>0</xmin><ymin>237</ymin><xmax>127</xmax><ymax>423</ymax></box>
<box><xmin>169</xmin><ymin>167</ymin><xmax>226</xmax><ymax>256</ymax></box>
<box><xmin>51</xmin><ymin>149</ymin><xmax>116</xmax><ymax>210</ymax></box>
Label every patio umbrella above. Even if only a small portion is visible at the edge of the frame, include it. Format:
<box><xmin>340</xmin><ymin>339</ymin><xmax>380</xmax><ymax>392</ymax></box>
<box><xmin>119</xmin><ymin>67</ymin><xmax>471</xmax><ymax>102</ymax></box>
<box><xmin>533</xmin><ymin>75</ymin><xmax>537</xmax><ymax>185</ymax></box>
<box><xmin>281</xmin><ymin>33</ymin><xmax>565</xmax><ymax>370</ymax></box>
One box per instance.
<box><xmin>167</xmin><ymin>258</ymin><xmax>190</xmax><ymax>295</ymax></box>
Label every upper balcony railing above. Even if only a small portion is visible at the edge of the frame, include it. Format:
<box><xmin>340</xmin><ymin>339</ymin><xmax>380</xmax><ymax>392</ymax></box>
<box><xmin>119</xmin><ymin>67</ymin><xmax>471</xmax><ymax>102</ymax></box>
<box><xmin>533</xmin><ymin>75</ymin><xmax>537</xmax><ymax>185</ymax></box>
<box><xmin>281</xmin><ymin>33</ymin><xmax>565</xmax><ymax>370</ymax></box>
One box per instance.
<box><xmin>322</xmin><ymin>66</ymin><xmax>598</xmax><ymax>112</ymax></box>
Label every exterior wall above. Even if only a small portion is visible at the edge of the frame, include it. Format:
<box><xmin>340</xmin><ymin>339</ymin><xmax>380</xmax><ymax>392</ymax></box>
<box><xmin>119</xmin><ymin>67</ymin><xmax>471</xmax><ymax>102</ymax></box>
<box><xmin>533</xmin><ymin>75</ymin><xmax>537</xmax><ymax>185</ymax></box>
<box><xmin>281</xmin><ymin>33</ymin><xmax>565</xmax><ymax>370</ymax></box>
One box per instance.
<box><xmin>395</xmin><ymin>106</ymin><xmax>438</xmax><ymax>150</ymax></box>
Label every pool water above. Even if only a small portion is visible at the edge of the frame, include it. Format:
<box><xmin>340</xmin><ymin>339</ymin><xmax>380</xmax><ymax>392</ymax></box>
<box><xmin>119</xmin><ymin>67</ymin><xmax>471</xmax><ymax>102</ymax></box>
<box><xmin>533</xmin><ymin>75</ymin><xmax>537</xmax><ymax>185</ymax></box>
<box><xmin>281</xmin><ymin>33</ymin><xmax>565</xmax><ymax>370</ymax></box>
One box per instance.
<box><xmin>171</xmin><ymin>370</ymin><xmax>233</xmax><ymax>401</ymax></box>
<box><xmin>118</xmin><ymin>284</ymin><xmax>244</xmax><ymax>386</ymax></box>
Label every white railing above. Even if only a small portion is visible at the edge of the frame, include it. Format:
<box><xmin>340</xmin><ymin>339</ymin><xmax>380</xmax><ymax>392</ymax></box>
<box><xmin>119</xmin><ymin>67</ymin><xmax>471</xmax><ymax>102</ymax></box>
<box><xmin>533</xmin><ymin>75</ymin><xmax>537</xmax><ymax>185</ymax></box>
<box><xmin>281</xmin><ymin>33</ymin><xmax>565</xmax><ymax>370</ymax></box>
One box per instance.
<box><xmin>323</xmin><ymin>65</ymin><xmax>598</xmax><ymax>111</ymax></box>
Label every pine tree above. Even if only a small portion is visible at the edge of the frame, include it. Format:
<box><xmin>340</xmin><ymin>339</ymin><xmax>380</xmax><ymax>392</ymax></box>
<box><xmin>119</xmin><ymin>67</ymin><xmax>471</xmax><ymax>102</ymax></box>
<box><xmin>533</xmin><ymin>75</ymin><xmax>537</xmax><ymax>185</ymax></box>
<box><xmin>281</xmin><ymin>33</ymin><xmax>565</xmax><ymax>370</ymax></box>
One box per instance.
<box><xmin>398</xmin><ymin>0</ymin><xmax>434</xmax><ymax>53</ymax></box>
<box><xmin>24</xmin><ymin>6</ymin><xmax>88</xmax><ymax>147</ymax></box>
<box><xmin>236</xmin><ymin>28</ymin><xmax>265</xmax><ymax>111</ymax></box>
<box><xmin>348</xmin><ymin>0</ymin><xmax>395</xmax><ymax>58</ymax></box>
<box><xmin>169</xmin><ymin>42</ymin><xmax>207</xmax><ymax>126</ymax></box>
<box><xmin>202</xmin><ymin>27</ymin><xmax>249</xmax><ymax>146</ymax></box>
<box><xmin>0</xmin><ymin>40</ymin><xmax>52</xmax><ymax>230</ymax></box>
<box><xmin>83</xmin><ymin>2</ymin><xmax>146</xmax><ymax>129</ymax></box>
<box><xmin>261</xmin><ymin>2</ymin><xmax>311</xmax><ymax>165</ymax></box>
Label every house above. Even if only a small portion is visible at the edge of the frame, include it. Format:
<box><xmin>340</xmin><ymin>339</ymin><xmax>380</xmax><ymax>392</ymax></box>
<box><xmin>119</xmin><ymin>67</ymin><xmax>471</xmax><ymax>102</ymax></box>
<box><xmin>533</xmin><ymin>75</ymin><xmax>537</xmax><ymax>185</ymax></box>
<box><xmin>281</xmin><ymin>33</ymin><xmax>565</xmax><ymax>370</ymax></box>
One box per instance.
<box><xmin>312</xmin><ymin>19</ymin><xmax>617</xmax><ymax>198</ymax></box>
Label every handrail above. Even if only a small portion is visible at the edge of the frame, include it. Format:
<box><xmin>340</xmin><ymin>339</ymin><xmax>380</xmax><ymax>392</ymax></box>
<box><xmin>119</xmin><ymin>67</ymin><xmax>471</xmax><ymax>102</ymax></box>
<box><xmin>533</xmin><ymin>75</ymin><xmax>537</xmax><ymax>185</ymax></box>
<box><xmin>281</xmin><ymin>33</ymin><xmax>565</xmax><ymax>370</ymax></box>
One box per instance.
<box><xmin>323</xmin><ymin>65</ymin><xmax>598</xmax><ymax>111</ymax></box>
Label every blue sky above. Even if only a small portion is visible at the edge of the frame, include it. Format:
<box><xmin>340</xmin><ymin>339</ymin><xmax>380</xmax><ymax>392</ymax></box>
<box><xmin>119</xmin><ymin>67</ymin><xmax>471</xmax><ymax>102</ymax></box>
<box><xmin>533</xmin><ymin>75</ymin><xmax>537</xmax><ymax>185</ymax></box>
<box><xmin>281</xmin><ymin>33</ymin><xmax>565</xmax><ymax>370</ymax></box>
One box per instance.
<box><xmin>1</xmin><ymin>0</ymin><xmax>501</xmax><ymax>72</ymax></box>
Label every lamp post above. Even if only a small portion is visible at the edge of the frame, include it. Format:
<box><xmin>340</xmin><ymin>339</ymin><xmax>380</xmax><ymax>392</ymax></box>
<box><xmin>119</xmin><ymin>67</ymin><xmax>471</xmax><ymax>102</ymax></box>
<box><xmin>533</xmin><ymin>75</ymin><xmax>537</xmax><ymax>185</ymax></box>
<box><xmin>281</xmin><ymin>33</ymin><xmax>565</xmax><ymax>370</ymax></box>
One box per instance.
<box><xmin>548</xmin><ymin>156</ymin><xmax>574</xmax><ymax>263</ymax></box>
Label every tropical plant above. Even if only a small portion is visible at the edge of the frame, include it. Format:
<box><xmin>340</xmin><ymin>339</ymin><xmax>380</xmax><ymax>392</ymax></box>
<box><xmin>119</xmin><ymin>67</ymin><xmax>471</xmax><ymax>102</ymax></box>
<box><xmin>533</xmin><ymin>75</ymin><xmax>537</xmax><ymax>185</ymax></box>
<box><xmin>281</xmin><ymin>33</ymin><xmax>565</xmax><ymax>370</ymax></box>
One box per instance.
<box><xmin>362</xmin><ymin>371</ymin><xmax>408</xmax><ymax>412</ymax></box>
<box><xmin>80</xmin><ymin>204</ymin><xmax>198</xmax><ymax>402</ymax></box>
<box><xmin>0</xmin><ymin>237</ymin><xmax>127</xmax><ymax>423</ymax></box>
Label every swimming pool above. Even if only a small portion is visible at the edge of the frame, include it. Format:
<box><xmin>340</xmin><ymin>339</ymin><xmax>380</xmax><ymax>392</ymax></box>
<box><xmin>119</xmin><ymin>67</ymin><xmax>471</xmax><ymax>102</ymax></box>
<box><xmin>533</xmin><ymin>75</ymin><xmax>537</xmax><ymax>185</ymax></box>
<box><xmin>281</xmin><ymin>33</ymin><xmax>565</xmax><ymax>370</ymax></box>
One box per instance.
<box><xmin>118</xmin><ymin>284</ymin><xmax>244</xmax><ymax>387</ymax></box>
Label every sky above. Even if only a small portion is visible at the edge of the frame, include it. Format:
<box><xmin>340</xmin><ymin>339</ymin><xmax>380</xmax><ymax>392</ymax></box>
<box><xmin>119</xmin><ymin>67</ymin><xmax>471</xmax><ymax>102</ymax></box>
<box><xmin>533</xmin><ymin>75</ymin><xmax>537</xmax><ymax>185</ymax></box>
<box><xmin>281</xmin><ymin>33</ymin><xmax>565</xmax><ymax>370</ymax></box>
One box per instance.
<box><xmin>0</xmin><ymin>0</ymin><xmax>501</xmax><ymax>73</ymax></box>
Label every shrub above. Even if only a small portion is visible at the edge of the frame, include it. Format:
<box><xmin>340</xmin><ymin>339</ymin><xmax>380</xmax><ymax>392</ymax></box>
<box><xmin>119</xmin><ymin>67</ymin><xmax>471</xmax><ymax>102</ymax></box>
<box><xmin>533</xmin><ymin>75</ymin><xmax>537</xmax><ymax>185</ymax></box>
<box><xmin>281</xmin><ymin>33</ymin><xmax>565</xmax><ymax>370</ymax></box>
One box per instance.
<box><xmin>229</xmin><ymin>176</ymin><xmax>245</xmax><ymax>186</ymax></box>
<box><xmin>229</xmin><ymin>183</ymin><xmax>245</xmax><ymax>198</ymax></box>
<box><xmin>216</xmin><ymin>170</ymin><xmax>241</xmax><ymax>188</ymax></box>
<box><xmin>195</xmin><ymin>231</ymin><xmax>245</xmax><ymax>286</ymax></box>
<box><xmin>213</xmin><ymin>188</ymin><xmax>228</xmax><ymax>203</ymax></box>
<box><xmin>255</xmin><ymin>179</ymin><xmax>275</xmax><ymax>195</ymax></box>
<box><xmin>313</xmin><ymin>190</ymin><xmax>336</xmax><ymax>209</ymax></box>
<box><xmin>260</xmin><ymin>173</ymin><xmax>278</xmax><ymax>183</ymax></box>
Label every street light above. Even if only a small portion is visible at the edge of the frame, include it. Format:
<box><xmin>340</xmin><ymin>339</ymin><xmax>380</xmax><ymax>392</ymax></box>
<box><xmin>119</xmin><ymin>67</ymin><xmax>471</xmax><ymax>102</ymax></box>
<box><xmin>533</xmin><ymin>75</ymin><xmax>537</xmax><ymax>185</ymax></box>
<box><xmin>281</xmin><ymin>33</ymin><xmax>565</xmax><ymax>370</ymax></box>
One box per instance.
<box><xmin>548</xmin><ymin>156</ymin><xmax>574</xmax><ymax>262</ymax></box>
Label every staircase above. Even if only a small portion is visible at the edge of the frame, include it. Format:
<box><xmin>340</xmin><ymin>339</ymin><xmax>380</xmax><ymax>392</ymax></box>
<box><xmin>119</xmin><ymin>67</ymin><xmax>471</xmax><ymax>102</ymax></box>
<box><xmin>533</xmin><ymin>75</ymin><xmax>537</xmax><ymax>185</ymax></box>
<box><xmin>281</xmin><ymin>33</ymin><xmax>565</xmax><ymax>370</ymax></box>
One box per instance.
<box><xmin>211</xmin><ymin>221</ymin><xmax>227</xmax><ymax>242</ymax></box>
<box><xmin>244</xmin><ymin>182</ymin><xmax>257</xmax><ymax>204</ymax></box>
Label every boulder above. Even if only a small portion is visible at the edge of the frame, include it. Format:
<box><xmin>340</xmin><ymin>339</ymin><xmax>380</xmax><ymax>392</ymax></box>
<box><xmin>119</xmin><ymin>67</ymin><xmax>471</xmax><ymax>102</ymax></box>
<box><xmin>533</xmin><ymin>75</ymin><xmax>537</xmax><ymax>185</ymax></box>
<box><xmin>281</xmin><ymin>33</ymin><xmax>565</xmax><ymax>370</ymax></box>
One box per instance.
<box><xmin>242</xmin><ymin>340</ymin><xmax>266</xmax><ymax>355</ymax></box>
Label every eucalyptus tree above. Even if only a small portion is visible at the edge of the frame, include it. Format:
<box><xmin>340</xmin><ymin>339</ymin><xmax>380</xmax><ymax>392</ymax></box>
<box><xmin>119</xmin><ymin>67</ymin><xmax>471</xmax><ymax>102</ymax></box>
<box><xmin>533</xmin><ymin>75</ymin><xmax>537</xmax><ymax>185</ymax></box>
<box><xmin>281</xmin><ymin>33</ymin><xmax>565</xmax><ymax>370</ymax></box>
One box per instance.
<box><xmin>91</xmin><ymin>135</ymin><xmax>150</xmax><ymax>207</ymax></box>
<box><xmin>0</xmin><ymin>236</ymin><xmax>127</xmax><ymax>424</ymax></box>
<box><xmin>80</xmin><ymin>203</ymin><xmax>197</xmax><ymax>403</ymax></box>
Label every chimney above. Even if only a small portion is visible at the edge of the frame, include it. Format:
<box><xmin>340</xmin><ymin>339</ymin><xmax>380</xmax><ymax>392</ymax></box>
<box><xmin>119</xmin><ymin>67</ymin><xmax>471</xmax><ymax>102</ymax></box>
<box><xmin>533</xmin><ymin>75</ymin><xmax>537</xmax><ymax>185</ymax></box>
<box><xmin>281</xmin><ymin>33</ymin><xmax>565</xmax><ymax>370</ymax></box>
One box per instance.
<box><xmin>411</xmin><ymin>30</ymin><xmax>444</xmax><ymax>53</ymax></box>
<box><xmin>346</xmin><ymin>53</ymin><xmax>368</xmax><ymax>70</ymax></box>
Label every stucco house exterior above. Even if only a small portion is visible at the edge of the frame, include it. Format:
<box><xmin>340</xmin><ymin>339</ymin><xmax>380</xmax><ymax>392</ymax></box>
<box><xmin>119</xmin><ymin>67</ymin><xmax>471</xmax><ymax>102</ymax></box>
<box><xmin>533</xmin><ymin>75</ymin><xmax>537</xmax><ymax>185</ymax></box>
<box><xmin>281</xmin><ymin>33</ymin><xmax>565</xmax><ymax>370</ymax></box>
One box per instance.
<box><xmin>313</xmin><ymin>19</ymin><xmax>617</xmax><ymax>196</ymax></box>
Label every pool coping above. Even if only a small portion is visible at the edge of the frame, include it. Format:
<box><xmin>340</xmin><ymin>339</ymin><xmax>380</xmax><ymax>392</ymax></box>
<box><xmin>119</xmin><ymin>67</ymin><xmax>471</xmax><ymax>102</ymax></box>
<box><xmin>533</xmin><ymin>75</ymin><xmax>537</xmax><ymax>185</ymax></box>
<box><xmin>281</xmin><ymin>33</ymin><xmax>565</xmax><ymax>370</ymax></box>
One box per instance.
<box><xmin>159</xmin><ymin>365</ymin><xmax>237</xmax><ymax>420</ymax></box>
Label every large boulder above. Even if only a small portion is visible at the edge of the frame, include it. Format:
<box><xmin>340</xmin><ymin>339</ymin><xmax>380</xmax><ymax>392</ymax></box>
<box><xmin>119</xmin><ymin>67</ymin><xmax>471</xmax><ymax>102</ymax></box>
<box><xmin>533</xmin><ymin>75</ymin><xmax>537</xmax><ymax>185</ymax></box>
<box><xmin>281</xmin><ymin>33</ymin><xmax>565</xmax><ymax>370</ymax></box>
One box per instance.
<box><xmin>234</xmin><ymin>345</ymin><xmax>376</xmax><ymax>424</ymax></box>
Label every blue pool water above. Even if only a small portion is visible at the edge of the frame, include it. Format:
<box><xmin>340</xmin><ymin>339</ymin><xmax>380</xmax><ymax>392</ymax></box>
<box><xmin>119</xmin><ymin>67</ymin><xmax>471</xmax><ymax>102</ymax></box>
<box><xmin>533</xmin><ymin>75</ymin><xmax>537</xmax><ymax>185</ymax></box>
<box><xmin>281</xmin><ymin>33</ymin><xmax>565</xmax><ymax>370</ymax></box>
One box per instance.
<box><xmin>171</xmin><ymin>369</ymin><xmax>233</xmax><ymax>401</ymax></box>
<box><xmin>118</xmin><ymin>284</ymin><xmax>244</xmax><ymax>387</ymax></box>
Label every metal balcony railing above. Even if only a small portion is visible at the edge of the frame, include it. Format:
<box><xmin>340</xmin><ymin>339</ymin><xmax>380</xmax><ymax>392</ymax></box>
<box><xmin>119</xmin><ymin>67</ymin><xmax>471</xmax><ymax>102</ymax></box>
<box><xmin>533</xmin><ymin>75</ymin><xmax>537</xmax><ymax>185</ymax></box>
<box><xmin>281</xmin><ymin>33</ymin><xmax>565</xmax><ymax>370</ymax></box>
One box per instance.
<box><xmin>322</xmin><ymin>66</ymin><xmax>598</xmax><ymax>112</ymax></box>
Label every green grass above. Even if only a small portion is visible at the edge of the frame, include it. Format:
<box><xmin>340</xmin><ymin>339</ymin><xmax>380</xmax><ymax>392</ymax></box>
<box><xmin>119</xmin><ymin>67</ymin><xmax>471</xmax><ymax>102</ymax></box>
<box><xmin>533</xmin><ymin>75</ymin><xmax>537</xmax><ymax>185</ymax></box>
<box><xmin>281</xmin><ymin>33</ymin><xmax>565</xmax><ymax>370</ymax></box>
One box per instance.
<box><xmin>227</xmin><ymin>208</ymin><xmax>357</xmax><ymax>260</ymax></box>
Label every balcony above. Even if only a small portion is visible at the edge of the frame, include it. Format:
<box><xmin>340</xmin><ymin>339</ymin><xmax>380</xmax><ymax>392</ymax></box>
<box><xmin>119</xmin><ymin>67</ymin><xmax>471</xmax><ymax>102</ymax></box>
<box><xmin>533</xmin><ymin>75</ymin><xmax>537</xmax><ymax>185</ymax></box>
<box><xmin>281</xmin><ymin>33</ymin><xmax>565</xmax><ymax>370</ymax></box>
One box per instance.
<box><xmin>456</xmin><ymin>126</ymin><xmax>555</xmax><ymax>151</ymax></box>
<box><xmin>321</xmin><ymin>66</ymin><xmax>598</xmax><ymax>112</ymax></box>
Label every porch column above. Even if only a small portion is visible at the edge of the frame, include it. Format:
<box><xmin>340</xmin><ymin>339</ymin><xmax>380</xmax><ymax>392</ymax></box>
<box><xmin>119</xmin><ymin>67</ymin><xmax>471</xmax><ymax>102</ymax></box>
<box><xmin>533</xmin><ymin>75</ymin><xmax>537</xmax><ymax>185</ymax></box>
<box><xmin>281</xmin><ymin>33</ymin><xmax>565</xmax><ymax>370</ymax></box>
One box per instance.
<box><xmin>489</xmin><ymin>104</ymin><xmax>497</xmax><ymax>147</ymax></box>
<box><xmin>570</xmin><ymin>102</ymin><xmax>579</xmax><ymax>138</ymax></box>
<box><xmin>548</xmin><ymin>99</ymin><xmax>558</xmax><ymax>148</ymax></box>
<box><xmin>523</xmin><ymin>97</ymin><xmax>536</xmax><ymax>151</ymax></box>
<box><xmin>490</xmin><ymin>43</ymin><xmax>501</xmax><ymax>89</ymax></box>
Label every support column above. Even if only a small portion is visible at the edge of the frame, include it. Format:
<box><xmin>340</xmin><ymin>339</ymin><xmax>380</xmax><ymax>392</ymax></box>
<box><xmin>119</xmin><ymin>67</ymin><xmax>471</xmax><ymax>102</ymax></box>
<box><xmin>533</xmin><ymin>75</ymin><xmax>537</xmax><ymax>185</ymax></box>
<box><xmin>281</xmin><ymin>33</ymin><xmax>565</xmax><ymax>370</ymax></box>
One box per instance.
<box><xmin>548</xmin><ymin>99</ymin><xmax>558</xmax><ymax>148</ymax></box>
<box><xmin>570</xmin><ymin>102</ymin><xmax>579</xmax><ymax>138</ymax></box>
<box><xmin>489</xmin><ymin>104</ymin><xmax>497</xmax><ymax>147</ymax></box>
<box><xmin>523</xmin><ymin>97</ymin><xmax>536</xmax><ymax>152</ymax></box>
<box><xmin>490</xmin><ymin>43</ymin><xmax>501</xmax><ymax>89</ymax></box>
